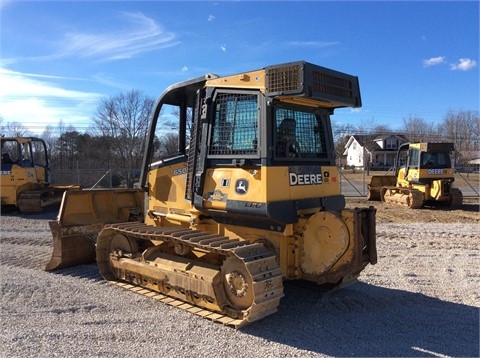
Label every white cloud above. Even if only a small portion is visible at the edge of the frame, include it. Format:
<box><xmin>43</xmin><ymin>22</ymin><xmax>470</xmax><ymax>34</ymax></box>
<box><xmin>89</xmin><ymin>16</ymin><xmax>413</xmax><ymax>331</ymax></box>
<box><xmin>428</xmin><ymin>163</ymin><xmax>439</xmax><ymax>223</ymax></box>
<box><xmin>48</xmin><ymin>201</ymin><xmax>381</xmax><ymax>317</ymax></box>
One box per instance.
<box><xmin>422</xmin><ymin>56</ymin><xmax>446</xmax><ymax>68</ymax></box>
<box><xmin>0</xmin><ymin>68</ymin><xmax>99</xmax><ymax>100</ymax></box>
<box><xmin>4</xmin><ymin>12</ymin><xmax>180</xmax><ymax>64</ymax></box>
<box><xmin>59</xmin><ymin>12</ymin><xmax>179</xmax><ymax>61</ymax></box>
<box><xmin>90</xmin><ymin>73</ymin><xmax>130</xmax><ymax>89</ymax></box>
<box><xmin>208</xmin><ymin>14</ymin><xmax>215</xmax><ymax>22</ymax></box>
<box><xmin>1</xmin><ymin>98</ymin><xmax>91</xmax><ymax>131</ymax></box>
<box><xmin>285</xmin><ymin>41</ymin><xmax>339</xmax><ymax>48</ymax></box>
<box><xmin>0</xmin><ymin>0</ymin><xmax>14</xmax><ymax>10</ymax></box>
<box><xmin>220</xmin><ymin>44</ymin><xmax>226</xmax><ymax>52</ymax></box>
<box><xmin>450</xmin><ymin>58</ymin><xmax>477</xmax><ymax>71</ymax></box>
<box><xmin>181</xmin><ymin>65</ymin><xmax>189</xmax><ymax>72</ymax></box>
<box><xmin>0</xmin><ymin>68</ymin><xmax>102</xmax><ymax>133</ymax></box>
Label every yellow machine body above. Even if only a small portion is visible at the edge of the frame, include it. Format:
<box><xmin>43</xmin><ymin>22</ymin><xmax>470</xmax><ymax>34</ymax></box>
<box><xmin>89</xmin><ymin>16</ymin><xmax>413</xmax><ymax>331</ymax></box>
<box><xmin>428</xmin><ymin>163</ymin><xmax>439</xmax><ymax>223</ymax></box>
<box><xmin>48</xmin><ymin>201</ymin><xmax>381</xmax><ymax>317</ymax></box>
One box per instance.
<box><xmin>368</xmin><ymin>142</ymin><xmax>463</xmax><ymax>208</ymax></box>
<box><xmin>46</xmin><ymin>61</ymin><xmax>377</xmax><ymax>327</ymax></box>
<box><xmin>1</xmin><ymin>137</ymin><xmax>79</xmax><ymax>213</ymax></box>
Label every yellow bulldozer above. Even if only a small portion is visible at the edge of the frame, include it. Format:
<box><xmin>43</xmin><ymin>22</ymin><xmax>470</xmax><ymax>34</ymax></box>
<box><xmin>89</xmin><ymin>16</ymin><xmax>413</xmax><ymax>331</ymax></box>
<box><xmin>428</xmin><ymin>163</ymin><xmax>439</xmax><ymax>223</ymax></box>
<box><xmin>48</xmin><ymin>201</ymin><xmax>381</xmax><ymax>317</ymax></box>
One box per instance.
<box><xmin>367</xmin><ymin>142</ymin><xmax>463</xmax><ymax>209</ymax></box>
<box><xmin>1</xmin><ymin>136</ymin><xmax>80</xmax><ymax>213</ymax></box>
<box><xmin>45</xmin><ymin>61</ymin><xmax>377</xmax><ymax>327</ymax></box>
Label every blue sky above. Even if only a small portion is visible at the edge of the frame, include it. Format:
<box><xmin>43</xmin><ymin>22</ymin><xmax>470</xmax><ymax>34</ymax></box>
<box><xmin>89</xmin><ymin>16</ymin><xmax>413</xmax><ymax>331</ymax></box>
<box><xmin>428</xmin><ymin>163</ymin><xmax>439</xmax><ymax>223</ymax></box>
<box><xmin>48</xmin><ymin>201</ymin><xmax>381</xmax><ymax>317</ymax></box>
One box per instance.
<box><xmin>0</xmin><ymin>0</ymin><xmax>478</xmax><ymax>135</ymax></box>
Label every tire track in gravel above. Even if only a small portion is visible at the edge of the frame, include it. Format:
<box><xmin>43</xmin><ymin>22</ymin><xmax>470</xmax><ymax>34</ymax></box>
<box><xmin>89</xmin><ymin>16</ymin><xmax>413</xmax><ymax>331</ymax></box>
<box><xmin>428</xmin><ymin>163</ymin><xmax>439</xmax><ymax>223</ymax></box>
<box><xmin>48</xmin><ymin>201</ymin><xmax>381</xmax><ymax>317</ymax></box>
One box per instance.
<box><xmin>0</xmin><ymin>243</ymin><xmax>52</xmax><ymax>270</ymax></box>
<box><xmin>377</xmin><ymin>223</ymin><xmax>480</xmax><ymax>240</ymax></box>
<box><xmin>1</xmin><ymin>211</ymin><xmax>479</xmax><ymax>357</ymax></box>
<box><xmin>0</xmin><ymin>242</ymin><xmax>102</xmax><ymax>282</ymax></box>
<box><xmin>1</xmin><ymin>234</ymin><xmax>52</xmax><ymax>246</ymax></box>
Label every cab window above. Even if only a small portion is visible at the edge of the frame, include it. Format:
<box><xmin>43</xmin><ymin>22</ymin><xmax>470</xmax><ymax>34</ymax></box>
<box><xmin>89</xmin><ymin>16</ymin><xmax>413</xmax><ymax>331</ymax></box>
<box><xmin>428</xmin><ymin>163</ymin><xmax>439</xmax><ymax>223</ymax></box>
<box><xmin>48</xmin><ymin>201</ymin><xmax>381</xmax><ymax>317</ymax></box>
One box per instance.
<box><xmin>209</xmin><ymin>92</ymin><xmax>258</xmax><ymax>157</ymax></box>
<box><xmin>274</xmin><ymin>107</ymin><xmax>327</xmax><ymax>159</ymax></box>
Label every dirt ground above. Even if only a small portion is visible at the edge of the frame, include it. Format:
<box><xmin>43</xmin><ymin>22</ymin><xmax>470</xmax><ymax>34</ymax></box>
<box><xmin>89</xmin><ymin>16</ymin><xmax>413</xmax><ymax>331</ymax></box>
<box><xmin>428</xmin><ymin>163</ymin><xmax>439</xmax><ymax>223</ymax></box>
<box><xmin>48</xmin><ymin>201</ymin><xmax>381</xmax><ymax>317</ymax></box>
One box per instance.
<box><xmin>1</xmin><ymin>194</ymin><xmax>479</xmax><ymax>357</ymax></box>
<box><xmin>1</xmin><ymin>170</ymin><xmax>479</xmax><ymax>358</ymax></box>
<box><xmin>346</xmin><ymin>196</ymin><xmax>479</xmax><ymax>224</ymax></box>
<box><xmin>340</xmin><ymin>170</ymin><xmax>479</xmax><ymax>224</ymax></box>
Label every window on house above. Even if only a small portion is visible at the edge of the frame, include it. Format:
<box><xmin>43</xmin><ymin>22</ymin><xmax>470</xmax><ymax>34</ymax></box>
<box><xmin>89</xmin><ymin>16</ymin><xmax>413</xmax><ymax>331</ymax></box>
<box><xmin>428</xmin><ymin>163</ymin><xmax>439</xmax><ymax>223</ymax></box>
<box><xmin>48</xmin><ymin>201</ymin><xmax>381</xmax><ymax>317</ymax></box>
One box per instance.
<box><xmin>353</xmin><ymin>142</ymin><xmax>357</xmax><ymax>150</ymax></box>
<box><xmin>386</xmin><ymin>138</ymin><xmax>396</xmax><ymax>149</ymax></box>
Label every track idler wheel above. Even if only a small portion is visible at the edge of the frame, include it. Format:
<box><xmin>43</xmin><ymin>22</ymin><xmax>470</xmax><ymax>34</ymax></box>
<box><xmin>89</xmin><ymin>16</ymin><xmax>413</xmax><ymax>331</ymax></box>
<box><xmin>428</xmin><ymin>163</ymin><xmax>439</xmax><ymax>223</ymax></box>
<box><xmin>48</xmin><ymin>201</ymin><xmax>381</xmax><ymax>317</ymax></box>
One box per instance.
<box><xmin>221</xmin><ymin>256</ymin><xmax>254</xmax><ymax>311</ymax></box>
<box><xmin>97</xmin><ymin>230</ymin><xmax>138</xmax><ymax>281</ymax></box>
<box><xmin>449</xmin><ymin>188</ymin><xmax>463</xmax><ymax>209</ymax></box>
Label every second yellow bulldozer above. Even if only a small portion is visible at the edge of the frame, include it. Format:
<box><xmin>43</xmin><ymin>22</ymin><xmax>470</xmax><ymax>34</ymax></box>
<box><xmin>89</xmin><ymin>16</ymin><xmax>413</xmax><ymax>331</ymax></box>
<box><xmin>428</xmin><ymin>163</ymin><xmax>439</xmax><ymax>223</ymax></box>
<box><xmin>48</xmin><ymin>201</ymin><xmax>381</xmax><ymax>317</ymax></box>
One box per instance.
<box><xmin>1</xmin><ymin>136</ymin><xmax>80</xmax><ymax>213</ymax></box>
<box><xmin>367</xmin><ymin>142</ymin><xmax>463</xmax><ymax>209</ymax></box>
<box><xmin>46</xmin><ymin>61</ymin><xmax>377</xmax><ymax>327</ymax></box>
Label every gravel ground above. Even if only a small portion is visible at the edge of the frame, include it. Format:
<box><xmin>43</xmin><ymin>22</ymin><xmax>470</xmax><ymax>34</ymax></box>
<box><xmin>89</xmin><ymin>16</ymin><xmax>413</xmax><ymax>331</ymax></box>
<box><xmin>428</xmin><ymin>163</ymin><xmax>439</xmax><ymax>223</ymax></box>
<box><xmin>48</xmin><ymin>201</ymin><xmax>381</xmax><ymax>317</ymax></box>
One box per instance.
<box><xmin>1</xmin><ymin>202</ymin><xmax>479</xmax><ymax>358</ymax></box>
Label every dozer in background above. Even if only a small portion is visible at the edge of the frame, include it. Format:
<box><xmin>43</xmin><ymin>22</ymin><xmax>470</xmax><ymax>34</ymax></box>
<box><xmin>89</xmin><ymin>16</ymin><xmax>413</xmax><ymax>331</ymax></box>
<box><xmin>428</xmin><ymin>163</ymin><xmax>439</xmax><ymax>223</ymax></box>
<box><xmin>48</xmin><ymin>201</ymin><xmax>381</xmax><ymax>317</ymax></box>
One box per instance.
<box><xmin>367</xmin><ymin>142</ymin><xmax>463</xmax><ymax>209</ymax></box>
<box><xmin>46</xmin><ymin>61</ymin><xmax>377</xmax><ymax>327</ymax></box>
<box><xmin>1</xmin><ymin>136</ymin><xmax>80</xmax><ymax>213</ymax></box>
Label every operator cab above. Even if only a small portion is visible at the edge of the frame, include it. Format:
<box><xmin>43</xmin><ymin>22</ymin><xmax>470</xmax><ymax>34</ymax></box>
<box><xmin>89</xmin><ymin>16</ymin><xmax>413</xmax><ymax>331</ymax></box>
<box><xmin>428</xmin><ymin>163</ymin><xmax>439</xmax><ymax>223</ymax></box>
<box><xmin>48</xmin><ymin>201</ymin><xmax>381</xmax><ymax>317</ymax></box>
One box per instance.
<box><xmin>140</xmin><ymin>62</ymin><xmax>361</xmax><ymax>228</ymax></box>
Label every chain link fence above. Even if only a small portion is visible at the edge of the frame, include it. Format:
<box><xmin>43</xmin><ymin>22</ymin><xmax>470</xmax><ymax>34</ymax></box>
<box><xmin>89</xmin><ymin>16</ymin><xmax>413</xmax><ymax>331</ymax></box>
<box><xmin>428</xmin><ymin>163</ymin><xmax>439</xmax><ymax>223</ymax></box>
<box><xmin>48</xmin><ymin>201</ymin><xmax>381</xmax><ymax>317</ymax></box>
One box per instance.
<box><xmin>50</xmin><ymin>168</ymin><xmax>479</xmax><ymax>198</ymax></box>
<box><xmin>338</xmin><ymin>168</ymin><xmax>479</xmax><ymax>197</ymax></box>
<box><xmin>50</xmin><ymin>169</ymin><xmax>141</xmax><ymax>189</ymax></box>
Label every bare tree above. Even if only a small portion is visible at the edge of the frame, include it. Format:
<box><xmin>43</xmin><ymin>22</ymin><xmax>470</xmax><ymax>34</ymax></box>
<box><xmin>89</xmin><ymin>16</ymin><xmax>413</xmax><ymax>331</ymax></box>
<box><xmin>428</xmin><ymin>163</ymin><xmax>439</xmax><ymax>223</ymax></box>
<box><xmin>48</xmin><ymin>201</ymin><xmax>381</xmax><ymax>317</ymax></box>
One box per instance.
<box><xmin>357</xmin><ymin>118</ymin><xmax>392</xmax><ymax>135</ymax></box>
<box><xmin>159</xmin><ymin>132</ymin><xmax>180</xmax><ymax>157</ymax></box>
<box><xmin>41</xmin><ymin>125</ymin><xmax>56</xmax><ymax>156</ymax></box>
<box><xmin>332</xmin><ymin>123</ymin><xmax>356</xmax><ymax>166</ymax></box>
<box><xmin>3</xmin><ymin>121</ymin><xmax>30</xmax><ymax>137</ymax></box>
<box><xmin>402</xmin><ymin>115</ymin><xmax>436</xmax><ymax>142</ymax></box>
<box><xmin>438</xmin><ymin>109</ymin><xmax>480</xmax><ymax>166</ymax></box>
<box><xmin>91</xmin><ymin>89</ymin><xmax>155</xmax><ymax>187</ymax></box>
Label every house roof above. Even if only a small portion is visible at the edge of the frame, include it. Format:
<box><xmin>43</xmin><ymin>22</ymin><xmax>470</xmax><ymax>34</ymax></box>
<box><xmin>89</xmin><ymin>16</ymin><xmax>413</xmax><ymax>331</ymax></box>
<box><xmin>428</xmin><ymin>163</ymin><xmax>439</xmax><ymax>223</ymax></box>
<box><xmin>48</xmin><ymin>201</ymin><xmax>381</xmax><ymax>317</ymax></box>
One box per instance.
<box><xmin>373</xmin><ymin>134</ymin><xmax>409</xmax><ymax>142</ymax></box>
<box><xmin>351</xmin><ymin>135</ymin><xmax>382</xmax><ymax>150</ymax></box>
<box><xmin>344</xmin><ymin>133</ymin><xmax>410</xmax><ymax>154</ymax></box>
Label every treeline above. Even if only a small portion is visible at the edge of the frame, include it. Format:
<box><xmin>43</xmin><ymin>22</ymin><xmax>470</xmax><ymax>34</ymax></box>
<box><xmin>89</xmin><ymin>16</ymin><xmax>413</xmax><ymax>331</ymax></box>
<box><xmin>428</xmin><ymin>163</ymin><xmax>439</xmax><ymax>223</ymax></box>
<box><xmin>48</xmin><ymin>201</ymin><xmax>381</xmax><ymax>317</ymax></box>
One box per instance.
<box><xmin>1</xmin><ymin>89</ymin><xmax>478</xmax><ymax>187</ymax></box>
<box><xmin>334</xmin><ymin>109</ymin><xmax>480</xmax><ymax>166</ymax></box>
<box><xmin>1</xmin><ymin>90</ymin><xmax>174</xmax><ymax>188</ymax></box>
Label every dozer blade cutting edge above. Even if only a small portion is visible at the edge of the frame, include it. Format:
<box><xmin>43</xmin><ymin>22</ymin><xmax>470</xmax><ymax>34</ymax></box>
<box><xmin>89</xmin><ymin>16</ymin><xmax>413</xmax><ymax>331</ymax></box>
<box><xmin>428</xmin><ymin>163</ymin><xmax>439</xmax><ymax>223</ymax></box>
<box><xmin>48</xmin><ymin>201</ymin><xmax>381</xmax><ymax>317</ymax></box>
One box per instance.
<box><xmin>45</xmin><ymin>188</ymin><xmax>145</xmax><ymax>271</ymax></box>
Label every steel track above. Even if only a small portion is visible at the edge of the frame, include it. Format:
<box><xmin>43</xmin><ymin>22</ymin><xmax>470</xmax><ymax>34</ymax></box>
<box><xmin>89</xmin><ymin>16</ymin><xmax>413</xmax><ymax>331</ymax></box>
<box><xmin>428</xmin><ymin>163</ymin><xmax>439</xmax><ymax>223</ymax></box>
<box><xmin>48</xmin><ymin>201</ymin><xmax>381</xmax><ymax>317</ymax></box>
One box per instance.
<box><xmin>97</xmin><ymin>222</ymin><xmax>284</xmax><ymax>328</ymax></box>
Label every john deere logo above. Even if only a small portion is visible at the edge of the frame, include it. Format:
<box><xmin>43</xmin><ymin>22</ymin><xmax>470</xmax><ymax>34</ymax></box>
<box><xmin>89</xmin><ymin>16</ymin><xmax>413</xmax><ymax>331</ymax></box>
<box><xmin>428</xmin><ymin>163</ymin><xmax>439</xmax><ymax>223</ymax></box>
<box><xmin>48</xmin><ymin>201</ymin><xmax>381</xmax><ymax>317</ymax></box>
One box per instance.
<box><xmin>235</xmin><ymin>179</ymin><xmax>249</xmax><ymax>194</ymax></box>
<box><xmin>289</xmin><ymin>166</ymin><xmax>323</xmax><ymax>186</ymax></box>
<box><xmin>289</xmin><ymin>172</ymin><xmax>323</xmax><ymax>186</ymax></box>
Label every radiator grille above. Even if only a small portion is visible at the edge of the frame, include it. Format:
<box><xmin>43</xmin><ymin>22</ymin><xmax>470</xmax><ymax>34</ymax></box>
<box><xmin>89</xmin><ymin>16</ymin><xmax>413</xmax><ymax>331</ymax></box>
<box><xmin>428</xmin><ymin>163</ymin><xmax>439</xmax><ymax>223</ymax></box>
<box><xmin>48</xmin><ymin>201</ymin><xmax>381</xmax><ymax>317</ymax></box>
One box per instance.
<box><xmin>311</xmin><ymin>70</ymin><xmax>353</xmax><ymax>100</ymax></box>
<box><xmin>265</xmin><ymin>61</ymin><xmax>361</xmax><ymax>108</ymax></box>
<box><xmin>267</xmin><ymin>64</ymin><xmax>302</xmax><ymax>94</ymax></box>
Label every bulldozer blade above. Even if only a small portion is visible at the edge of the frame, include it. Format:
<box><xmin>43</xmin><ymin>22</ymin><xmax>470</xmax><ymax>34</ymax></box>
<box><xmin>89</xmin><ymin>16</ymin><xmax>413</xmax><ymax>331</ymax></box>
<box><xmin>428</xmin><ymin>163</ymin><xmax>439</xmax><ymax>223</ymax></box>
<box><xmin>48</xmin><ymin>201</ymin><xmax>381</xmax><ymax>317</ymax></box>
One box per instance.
<box><xmin>366</xmin><ymin>187</ymin><xmax>381</xmax><ymax>201</ymax></box>
<box><xmin>45</xmin><ymin>188</ymin><xmax>145</xmax><ymax>271</ymax></box>
<box><xmin>45</xmin><ymin>220</ymin><xmax>97</xmax><ymax>270</ymax></box>
<box><xmin>367</xmin><ymin>175</ymin><xmax>397</xmax><ymax>201</ymax></box>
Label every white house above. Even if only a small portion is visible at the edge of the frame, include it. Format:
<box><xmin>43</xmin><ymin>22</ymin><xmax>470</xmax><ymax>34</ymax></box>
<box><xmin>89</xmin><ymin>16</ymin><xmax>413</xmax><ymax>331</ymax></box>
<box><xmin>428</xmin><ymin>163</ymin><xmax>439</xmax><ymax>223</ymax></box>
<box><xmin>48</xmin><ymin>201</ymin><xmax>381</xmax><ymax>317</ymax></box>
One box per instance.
<box><xmin>343</xmin><ymin>134</ymin><xmax>409</xmax><ymax>169</ymax></box>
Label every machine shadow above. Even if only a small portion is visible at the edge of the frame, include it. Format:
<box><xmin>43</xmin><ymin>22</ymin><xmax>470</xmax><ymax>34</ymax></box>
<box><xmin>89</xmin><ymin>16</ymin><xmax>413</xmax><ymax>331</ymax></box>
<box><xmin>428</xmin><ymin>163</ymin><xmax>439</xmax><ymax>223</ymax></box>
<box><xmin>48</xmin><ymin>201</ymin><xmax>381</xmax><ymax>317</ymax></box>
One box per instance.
<box><xmin>47</xmin><ymin>262</ymin><xmax>478</xmax><ymax>357</ymax></box>
<box><xmin>241</xmin><ymin>281</ymin><xmax>479</xmax><ymax>357</ymax></box>
<box><xmin>50</xmin><ymin>263</ymin><xmax>104</xmax><ymax>282</ymax></box>
<box><xmin>1</xmin><ymin>206</ymin><xmax>59</xmax><ymax>220</ymax></box>
<box><xmin>460</xmin><ymin>202</ymin><xmax>479</xmax><ymax>212</ymax></box>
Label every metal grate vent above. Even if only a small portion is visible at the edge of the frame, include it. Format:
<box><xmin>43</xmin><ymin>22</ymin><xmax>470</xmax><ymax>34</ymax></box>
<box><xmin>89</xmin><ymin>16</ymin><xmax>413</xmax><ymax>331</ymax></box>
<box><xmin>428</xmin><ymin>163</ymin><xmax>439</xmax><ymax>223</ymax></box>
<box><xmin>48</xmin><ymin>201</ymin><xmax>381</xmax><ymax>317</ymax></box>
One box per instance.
<box><xmin>311</xmin><ymin>70</ymin><xmax>353</xmax><ymax>100</ymax></box>
<box><xmin>266</xmin><ymin>64</ymin><xmax>302</xmax><ymax>94</ymax></box>
<box><xmin>265</xmin><ymin>61</ymin><xmax>361</xmax><ymax>108</ymax></box>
